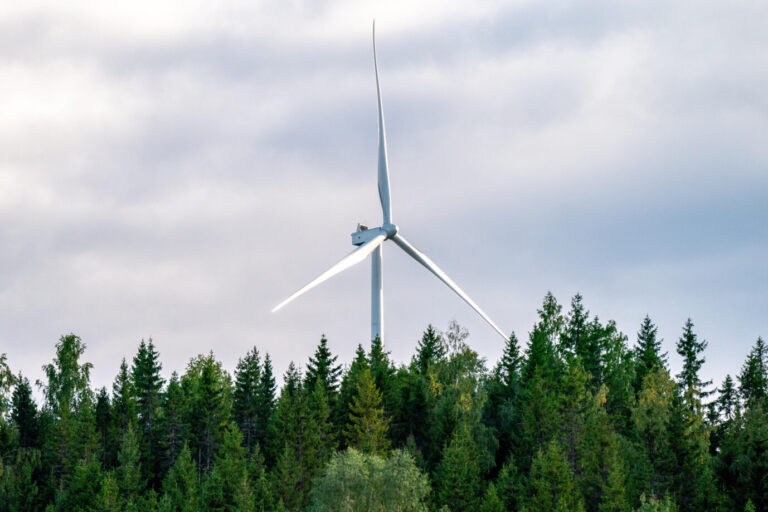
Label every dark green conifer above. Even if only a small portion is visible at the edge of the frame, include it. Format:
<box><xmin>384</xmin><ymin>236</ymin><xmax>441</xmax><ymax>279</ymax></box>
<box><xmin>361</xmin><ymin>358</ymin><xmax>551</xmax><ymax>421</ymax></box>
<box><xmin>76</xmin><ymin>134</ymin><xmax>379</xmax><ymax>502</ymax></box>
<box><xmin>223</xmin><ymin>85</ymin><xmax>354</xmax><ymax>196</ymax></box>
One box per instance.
<box><xmin>233</xmin><ymin>346</ymin><xmax>261</xmax><ymax>453</ymax></box>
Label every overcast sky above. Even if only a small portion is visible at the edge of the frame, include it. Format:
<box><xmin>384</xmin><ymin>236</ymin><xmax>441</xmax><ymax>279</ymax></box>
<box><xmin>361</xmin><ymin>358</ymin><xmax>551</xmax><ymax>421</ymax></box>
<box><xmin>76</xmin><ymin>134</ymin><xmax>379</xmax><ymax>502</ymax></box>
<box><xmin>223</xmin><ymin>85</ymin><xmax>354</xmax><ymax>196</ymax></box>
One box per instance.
<box><xmin>1</xmin><ymin>0</ymin><xmax>766</xmax><ymax>395</ymax></box>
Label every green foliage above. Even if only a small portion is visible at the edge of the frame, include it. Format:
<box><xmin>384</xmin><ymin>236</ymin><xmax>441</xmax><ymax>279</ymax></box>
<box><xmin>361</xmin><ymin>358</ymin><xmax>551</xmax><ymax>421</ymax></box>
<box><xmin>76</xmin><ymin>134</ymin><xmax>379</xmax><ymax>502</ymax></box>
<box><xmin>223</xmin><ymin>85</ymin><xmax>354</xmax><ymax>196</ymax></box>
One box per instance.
<box><xmin>11</xmin><ymin>375</ymin><xmax>39</xmax><ymax>450</ymax></box>
<box><xmin>0</xmin><ymin>353</ymin><xmax>16</xmax><ymax>418</ymax></box>
<box><xmin>634</xmin><ymin>317</ymin><xmax>667</xmax><ymax>393</ymax></box>
<box><xmin>308</xmin><ymin>448</ymin><xmax>430</xmax><ymax>512</ymax></box>
<box><xmin>345</xmin><ymin>368</ymin><xmax>390</xmax><ymax>456</ymax></box>
<box><xmin>4</xmin><ymin>295</ymin><xmax>766</xmax><ymax>512</ymax></box>
<box><xmin>233</xmin><ymin>346</ymin><xmax>261</xmax><ymax>453</ymax></box>
<box><xmin>160</xmin><ymin>443</ymin><xmax>198</xmax><ymax>512</ymax></box>
<box><xmin>739</xmin><ymin>337</ymin><xmax>767</xmax><ymax>407</ymax></box>
<box><xmin>132</xmin><ymin>339</ymin><xmax>164</xmax><ymax>485</ymax></box>
<box><xmin>435</xmin><ymin>425</ymin><xmax>484</xmax><ymax>512</ymax></box>
<box><xmin>524</xmin><ymin>439</ymin><xmax>585</xmax><ymax>512</ymax></box>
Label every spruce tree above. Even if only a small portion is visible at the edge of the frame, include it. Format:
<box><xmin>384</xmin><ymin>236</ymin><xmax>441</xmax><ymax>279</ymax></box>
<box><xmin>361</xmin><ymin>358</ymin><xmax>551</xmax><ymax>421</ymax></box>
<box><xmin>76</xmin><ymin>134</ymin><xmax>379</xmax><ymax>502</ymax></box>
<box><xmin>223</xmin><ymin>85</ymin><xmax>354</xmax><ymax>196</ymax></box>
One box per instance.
<box><xmin>117</xmin><ymin>423</ymin><xmax>144</xmax><ymax>508</ymax></box>
<box><xmin>676</xmin><ymin>319</ymin><xmax>712</xmax><ymax>413</ymax></box>
<box><xmin>11</xmin><ymin>374</ymin><xmax>39</xmax><ymax>449</ymax></box>
<box><xmin>524</xmin><ymin>439</ymin><xmax>585</xmax><ymax>512</ymax></box>
<box><xmin>304</xmin><ymin>335</ymin><xmax>342</xmax><ymax>396</ymax></box>
<box><xmin>255</xmin><ymin>352</ymin><xmax>276</xmax><ymax>458</ymax></box>
<box><xmin>634</xmin><ymin>316</ymin><xmax>667</xmax><ymax>392</ymax></box>
<box><xmin>161</xmin><ymin>443</ymin><xmax>198</xmax><ymax>512</ymax></box>
<box><xmin>435</xmin><ymin>426</ymin><xmax>484</xmax><ymax>512</ymax></box>
<box><xmin>181</xmin><ymin>352</ymin><xmax>232</xmax><ymax>474</ymax></box>
<box><xmin>345</xmin><ymin>368</ymin><xmax>390</xmax><ymax>456</ymax></box>
<box><xmin>233</xmin><ymin>346</ymin><xmax>261</xmax><ymax>453</ymax></box>
<box><xmin>413</xmin><ymin>325</ymin><xmax>444</xmax><ymax>375</ymax></box>
<box><xmin>336</xmin><ymin>344</ymin><xmax>369</xmax><ymax>437</ymax></box>
<box><xmin>560</xmin><ymin>293</ymin><xmax>590</xmax><ymax>360</ymax></box>
<box><xmin>112</xmin><ymin>357</ymin><xmax>137</xmax><ymax>437</ymax></box>
<box><xmin>160</xmin><ymin>372</ymin><xmax>186</xmax><ymax>471</ymax></box>
<box><xmin>718</xmin><ymin>375</ymin><xmax>738</xmax><ymax>422</ymax></box>
<box><xmin>132</xmin><ymin>339</ymin><xmax>164</xmax><ymax>485</ymax></box>
<box><xmin>739</xmin><ymin>337</ymin><xmax>767</xmax><ymax>407</ymax></box>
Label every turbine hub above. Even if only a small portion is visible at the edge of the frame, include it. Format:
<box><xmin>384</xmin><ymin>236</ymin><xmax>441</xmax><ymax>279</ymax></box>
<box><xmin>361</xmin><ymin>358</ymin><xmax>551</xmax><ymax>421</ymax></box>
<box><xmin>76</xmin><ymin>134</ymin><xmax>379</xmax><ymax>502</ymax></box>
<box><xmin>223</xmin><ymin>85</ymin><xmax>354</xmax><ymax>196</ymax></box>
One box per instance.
<box><xmin>382</xmin><ymin>223</ymin><xmax>398</xmax><ymax>238</ymax></box>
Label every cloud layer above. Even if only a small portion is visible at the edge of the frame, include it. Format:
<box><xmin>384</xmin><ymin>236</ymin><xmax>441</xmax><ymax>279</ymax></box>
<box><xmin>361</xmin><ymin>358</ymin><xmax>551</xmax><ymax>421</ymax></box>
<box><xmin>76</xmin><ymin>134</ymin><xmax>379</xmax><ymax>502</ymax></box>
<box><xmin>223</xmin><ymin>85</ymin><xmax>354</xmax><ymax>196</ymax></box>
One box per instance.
<box><xmin>1</xmin><ymin>0</ymin><xmax>766</xmax><ymax>391</ymax></box>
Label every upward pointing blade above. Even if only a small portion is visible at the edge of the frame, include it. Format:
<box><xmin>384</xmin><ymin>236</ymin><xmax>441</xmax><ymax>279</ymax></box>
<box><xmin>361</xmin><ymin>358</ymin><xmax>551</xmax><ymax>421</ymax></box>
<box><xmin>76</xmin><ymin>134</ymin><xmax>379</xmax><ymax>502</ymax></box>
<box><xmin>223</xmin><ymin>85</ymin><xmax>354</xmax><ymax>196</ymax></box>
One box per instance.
<box><xmin>272</xmin><ymin>233</ymin><xmax>387</xmax><ymax>313</ymax></box>
<box><xmin>373</xmin><ymin>21</ymin><xmax>392</xmax><ymax>224</ymax></box>
<box><xmin>392</xmin><ymin>233</ymin><xmax>508</xmax><ymax>340</ymax></box>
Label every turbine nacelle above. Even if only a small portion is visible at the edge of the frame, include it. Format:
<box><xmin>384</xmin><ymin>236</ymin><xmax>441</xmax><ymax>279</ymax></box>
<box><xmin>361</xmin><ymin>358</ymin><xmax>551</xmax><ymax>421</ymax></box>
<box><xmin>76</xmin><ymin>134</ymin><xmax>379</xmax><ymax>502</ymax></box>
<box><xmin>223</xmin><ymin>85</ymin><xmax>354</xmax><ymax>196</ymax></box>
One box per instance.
<box><xmin>351</xmin><ymin>223</ymin><xmax>398</xmax><ymax>246</ymax></box>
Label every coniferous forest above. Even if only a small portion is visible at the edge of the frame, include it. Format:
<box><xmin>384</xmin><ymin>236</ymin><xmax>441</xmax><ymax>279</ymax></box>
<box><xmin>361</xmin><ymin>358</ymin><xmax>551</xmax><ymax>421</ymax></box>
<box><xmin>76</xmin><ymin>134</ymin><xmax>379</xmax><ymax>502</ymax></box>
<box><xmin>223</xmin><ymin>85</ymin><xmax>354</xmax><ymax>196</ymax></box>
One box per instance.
<box><xmin>0</xmin><ymin>293</ymin><xmax>766</xmax><ymax>512</ymax></box>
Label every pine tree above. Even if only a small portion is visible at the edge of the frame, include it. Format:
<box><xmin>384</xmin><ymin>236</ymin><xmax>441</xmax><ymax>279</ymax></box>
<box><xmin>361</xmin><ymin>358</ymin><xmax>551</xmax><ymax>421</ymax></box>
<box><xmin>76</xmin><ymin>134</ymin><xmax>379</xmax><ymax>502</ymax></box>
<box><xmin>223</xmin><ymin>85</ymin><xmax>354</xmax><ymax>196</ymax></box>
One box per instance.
<box><xmin>233</xmin><ymin>346</ymin><xmax>261</xmax><ymax>453</ymax></box>
<box><xmin>345</xmin><ymin>368</ymin><xmax>390</xmax><ymax>456</ymax></box>
<box><xmin>634</xmin><ymin>316</ymin><xmax>667</xmax><ymax>392</ymax></box>
<box><xmin>479</xmin><ymin>483</ymin><xmax>504</xmax><ymax>512</ymax></box>
<box><xmin>112</xmin><ymin>357</ymin><xmax>137</xmax><ymax>437</ymax></box>
<box><xmin>273</xmin><ymin>363</ymin><xmax>325</xmax><ymax>510</ymax></box>
<box><xmin>495</xmin><ymin>456</ymin><xmax>523</xmax><ymax>512</ymax></box>
<box><xmin>132</xmin><ymin>339</ymin><xmax>164</xmax><ymax>485</ymax></box>
<box><xmin>94</xmin><ymin>387</ymin><xmax>112</xmax><ymax>465</ymax></box>
<box><xmin>98</xmin><ymin>471</ymin><xmax>120</xmax><ymax>512</ymax></box>
<box><xmin>54</xmin><ymin>456</ymin><xmax>103</xmax><ymax>512</ymax></box>
<box><xmin>739</xmin><ymin>337</ymin><xmax>767</xmax><ymax>407</ymax></box>
<box><xmin>255</xmin><ymin>353</ymin><xmax>276</xmax><ymax>462</ymax></box>
<box><xmin>161</xmin><ymin>443</ymin><xmax>198</xmax><ymax>512</ymax></box>
<box><xmin>3</xmin><ymin>448</ymin><xmax>42</xmax><ymax>512</ymax></box>
<box><xmin>524</xmin><ymin>439</ymin><xmax>585</xmax><ymax>512</ymax></box>
<box><xmin>718</xmin><ymin>375</ymin><xmax>738</xmax><ymax>422</ymax></box>
<box><xmin>368</xmin><ymin>336</ymin><xmax>394</xmax><ymax>412</ymax></box>
<box><xmin>435</xmin><ymin>425</ymin><xmax>483</xmax><ymax>512</ymax></box>
<box><xmin>117</xmin><ymin>422</ymin><xmax>144</xmax><ymax>508</ymax></box>
<box><xmin>181</xmin><ymin>352</ymin><xmax>232</xmax><ymax>475</ymax></box>
<box><xmin>304</xmin><ymin>335</ymin><xmax>342</xmax><ymax>396</ymax></box>
<box><xmin>560</xmin><ymin>293</ymin><xmax>590</xmax><ymax>360</ymax></box>
<box><xmin>336</xmin><ymin>344</ymin><xmax>369</xmax><ymax>438</ymax></box>
<box><xmin>676</xmin><ymin>319</ymin><xmax>712</xmax><ymax>413</ymax></box>
<box><xmin>11</xmin><ymin>374</ymin><xmax>39</xmax><ymax>449</ymax></box>
<box><xmin>201</xmin><ymin>424</ymin><xmax>248</xmax><ymax>512</ymax></box>
<box><xmin>160</xmin><ymin>372</ymin><xmax>186</xmax><ymax>472</ymax></box>
<box><xmin>413</xmin><ymin>325</ymin><xmax>444</xmax><ymax>375</ymax></box>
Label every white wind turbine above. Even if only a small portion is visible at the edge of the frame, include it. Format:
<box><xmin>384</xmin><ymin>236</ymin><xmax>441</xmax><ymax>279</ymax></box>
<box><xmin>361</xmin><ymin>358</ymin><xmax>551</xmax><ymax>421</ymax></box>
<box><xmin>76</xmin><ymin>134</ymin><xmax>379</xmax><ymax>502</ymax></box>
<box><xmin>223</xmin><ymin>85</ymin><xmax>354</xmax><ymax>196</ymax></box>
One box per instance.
<box><xmin>272</xmin><ymin>23</ymin><xmax>507</xmax><ymax>343</ymax></box>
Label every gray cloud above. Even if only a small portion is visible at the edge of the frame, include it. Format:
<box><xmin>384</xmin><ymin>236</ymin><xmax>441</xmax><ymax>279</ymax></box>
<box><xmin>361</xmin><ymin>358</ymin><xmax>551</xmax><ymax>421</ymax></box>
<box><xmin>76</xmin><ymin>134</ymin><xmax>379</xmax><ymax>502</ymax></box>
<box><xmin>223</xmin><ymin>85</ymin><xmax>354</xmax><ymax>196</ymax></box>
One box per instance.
<box><xmin>0</xmin><ymin>0</ymin><xmax>765</xmax><ymax>394</ymax></box>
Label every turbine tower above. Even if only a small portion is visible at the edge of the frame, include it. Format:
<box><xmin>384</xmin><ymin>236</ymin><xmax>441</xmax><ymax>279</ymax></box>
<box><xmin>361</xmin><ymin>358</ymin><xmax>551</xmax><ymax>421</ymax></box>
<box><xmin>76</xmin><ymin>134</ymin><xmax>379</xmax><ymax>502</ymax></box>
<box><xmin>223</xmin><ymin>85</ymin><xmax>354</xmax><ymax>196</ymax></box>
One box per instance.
<box><xmin>272</xmin><ymin>23</ymin><xmax>507</xmax><ymax>342</ymax></box>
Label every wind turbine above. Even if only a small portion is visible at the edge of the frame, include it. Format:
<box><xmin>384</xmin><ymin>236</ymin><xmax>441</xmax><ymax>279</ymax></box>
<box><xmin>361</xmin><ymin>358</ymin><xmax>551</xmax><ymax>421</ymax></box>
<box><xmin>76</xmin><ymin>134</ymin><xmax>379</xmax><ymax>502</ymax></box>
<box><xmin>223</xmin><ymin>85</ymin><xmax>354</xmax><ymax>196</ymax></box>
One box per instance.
<box><xmin>272</xmin><ymin>23</ymin><xmax>507</xmax><ymax>343</ymax></box>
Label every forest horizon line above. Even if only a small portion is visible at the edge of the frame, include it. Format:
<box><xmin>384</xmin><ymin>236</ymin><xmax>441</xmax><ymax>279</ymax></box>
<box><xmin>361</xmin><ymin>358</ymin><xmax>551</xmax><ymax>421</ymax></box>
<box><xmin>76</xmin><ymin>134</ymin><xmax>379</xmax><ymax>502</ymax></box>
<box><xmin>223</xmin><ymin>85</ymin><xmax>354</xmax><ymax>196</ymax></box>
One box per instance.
<box><xmin>0</xmin><ymin>291</ymin><xmax>765</xmax><ymax>512</ymax></box>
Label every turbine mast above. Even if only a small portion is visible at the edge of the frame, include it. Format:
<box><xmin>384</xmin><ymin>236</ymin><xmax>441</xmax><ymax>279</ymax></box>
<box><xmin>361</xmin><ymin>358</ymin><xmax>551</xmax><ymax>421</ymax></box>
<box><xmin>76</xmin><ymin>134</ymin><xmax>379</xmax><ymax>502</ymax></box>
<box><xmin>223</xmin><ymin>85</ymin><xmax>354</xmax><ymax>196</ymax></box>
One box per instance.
<box><xmin>371</xmin><ymin>245</ymin><xmax>383</xmax><ymax>342</ymax></box>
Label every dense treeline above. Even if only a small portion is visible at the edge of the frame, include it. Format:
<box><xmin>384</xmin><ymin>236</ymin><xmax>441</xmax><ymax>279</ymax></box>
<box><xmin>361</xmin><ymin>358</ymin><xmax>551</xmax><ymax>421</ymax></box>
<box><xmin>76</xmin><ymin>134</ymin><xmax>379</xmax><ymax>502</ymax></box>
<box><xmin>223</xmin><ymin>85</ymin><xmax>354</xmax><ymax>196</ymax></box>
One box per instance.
<box><xmin>0</xmin><ymin>292</ymin><xmax>766</xmax><ymax>512</ymax></box>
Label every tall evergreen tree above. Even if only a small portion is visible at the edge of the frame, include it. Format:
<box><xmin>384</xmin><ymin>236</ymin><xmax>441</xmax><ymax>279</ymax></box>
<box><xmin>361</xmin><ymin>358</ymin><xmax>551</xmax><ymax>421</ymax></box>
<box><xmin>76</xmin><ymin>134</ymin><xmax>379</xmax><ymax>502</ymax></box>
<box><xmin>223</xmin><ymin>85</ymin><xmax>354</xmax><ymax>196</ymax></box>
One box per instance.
<box><xmin>94</xmin><ymin>386</ymin><xmax>111</xmax><ymax>465</ymax></box>
<box><xmin>634</xmin><ymin>316</ymin><xmax>667</xmax><ymax>392</ymax></box>
<box><xmin>11</xmin><ymin>375</ymin><xmax>39</xmax><ymax>450</ymax></box>
<box><xmin>561</xmin><ymin>293</ymin><xmax>590</xmax><ymax>360</ymax></box>
<box><xmin>233</xmin><ymin>346</ymin><xmax>261</xmax><ymax>453</ymax></box>
<box><xmin>413</xmin><ymin>325</ymin><xmax>444</xmax><ymax>375</ymax></box>
<box><xmin>181</xmin><ymin>352</ymin><xmax>232</xmax><ymax>475</ymax></box>
<box><xmin>255</xmin><ymin>353</ymin><xmax>276</xmax><ymax>464</ymax></box>
<box><xmin>117</xmin><ymin>422</ymin><xmax>143</xmax><ymax>508</ymax></box>
<box><xmin>304</xmin><ymin>335</ymin><xmax>342</xmax><ymax>397</ymax></box>
<box><xmin>112</xmin><ymin>358</ymin><xmax>137</xmax><ymax>437</ymax></box>
<box><xmin>160</xmin><ymin>443</ymin><xmax>198</xmax><ymax>512</ymax></box>
<box><xmin>336</xmin><ymin>345</ymin><xmax>369</xmax><ymax>439</ymax></box>
<box><xmin>675</xmin><ymin>319</ymin><xmax>712</xmax><ymax>413</ymax></box>
<box><xmin>524</xmin><ymin>439</ymin><xmax>585</xmax><ymax>512</ymax></box>
<box><xmin>435</xmin><ymin>425</ymin><xmax>484</xmax><ymax>512</ymax></box>
<box><xmin>739</xmin><ymin>337</ymin><xmax>767</xmax><ymax>407</ymax></box>
<box><xmin>132</xmin><ymin>339</ymin><xmax>164</xmax><ymax>485</ymax></box>
<box><xmin>159</xmin><ymin>372</ymin><xmax>186</xmax><ymax>471</ymax></box>
<box><xmin>345</xmin><ymin>368</ymin><xmax>390</xmax><ymax>456</ymax></box>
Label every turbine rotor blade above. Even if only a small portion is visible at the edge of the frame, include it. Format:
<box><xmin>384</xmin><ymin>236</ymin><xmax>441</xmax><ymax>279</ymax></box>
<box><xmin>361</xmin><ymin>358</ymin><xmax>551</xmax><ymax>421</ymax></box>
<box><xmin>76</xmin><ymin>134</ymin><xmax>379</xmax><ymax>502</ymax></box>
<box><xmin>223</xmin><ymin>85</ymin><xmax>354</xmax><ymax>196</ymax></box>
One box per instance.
<box><xmin>392</xmin><ymin>233</ymin><xmax>508</xmax><ymax>340</ymax></box>
<box><xmin>373</xmin><ymin>21</ymin><xmax>393</xmax><ymax>224</ymax></box>
<box><xmin>272</xmin><ymin>233</ymin><xmax>387</xmax><ymax>313</ymax></box>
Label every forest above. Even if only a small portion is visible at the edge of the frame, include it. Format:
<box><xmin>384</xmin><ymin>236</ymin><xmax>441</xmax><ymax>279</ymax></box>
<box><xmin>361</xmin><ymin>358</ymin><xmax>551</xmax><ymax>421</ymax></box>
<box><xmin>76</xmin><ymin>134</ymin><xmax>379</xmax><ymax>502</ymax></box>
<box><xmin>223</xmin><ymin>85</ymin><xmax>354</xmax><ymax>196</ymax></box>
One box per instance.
<box><xmin>0</xmin><ymin>292</ymin><xmax>766</xmax><ymax>512</ymax></box>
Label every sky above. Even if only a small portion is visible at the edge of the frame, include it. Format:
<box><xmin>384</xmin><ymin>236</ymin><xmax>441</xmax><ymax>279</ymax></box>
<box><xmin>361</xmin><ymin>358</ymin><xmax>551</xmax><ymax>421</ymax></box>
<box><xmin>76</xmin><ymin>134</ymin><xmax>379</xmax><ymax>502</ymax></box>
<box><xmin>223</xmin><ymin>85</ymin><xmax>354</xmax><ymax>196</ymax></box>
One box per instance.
<box><xmin>0</xmin><ymin>0</ymin><xmax>766</xmax><ymax>395</ymax></box>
